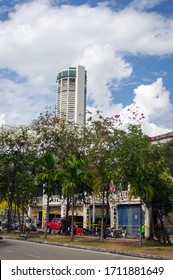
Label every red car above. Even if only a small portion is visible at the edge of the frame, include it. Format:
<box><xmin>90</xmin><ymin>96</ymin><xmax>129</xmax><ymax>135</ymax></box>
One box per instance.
<box><xmin>45</xmin><ymin>218</ymin><xmax>64</xmax><ymax>234</ymax></box>
<box><xmin>44</xmin><ymin>218</ymin><xmax>78</xmax><ymax>235</ymax></box>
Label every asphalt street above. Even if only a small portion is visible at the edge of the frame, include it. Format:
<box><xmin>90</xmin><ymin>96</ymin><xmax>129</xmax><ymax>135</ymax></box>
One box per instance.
<box><xmin>0</xmin><ymin>238</ymin><xmax>147</xmax><ymax>260</ymax></box>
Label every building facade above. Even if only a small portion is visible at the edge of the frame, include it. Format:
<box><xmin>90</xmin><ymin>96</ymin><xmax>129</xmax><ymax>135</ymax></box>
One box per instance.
<box><xmin>56</xmin><ymin>65</ymin><xmax>87</xmax><ymax>127</ymax></box>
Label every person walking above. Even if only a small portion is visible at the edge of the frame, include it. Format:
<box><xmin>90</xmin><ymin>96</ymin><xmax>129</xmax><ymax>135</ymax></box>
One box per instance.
<box><xmin>141</xmin><ymin>224</ymin><xmax>145</xmax><ymax>239</ymax></box>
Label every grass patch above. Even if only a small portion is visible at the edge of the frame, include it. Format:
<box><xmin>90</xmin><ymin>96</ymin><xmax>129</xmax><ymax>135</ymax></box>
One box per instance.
<box><xmin>33</xmin><ymin>234</ymin><xmax>173</xmax><ymax>258</ymax></box>
<box><xmin>3</xmin><ymin>232</ymin><xmax>173</xmax><ymax>258</ymax></box>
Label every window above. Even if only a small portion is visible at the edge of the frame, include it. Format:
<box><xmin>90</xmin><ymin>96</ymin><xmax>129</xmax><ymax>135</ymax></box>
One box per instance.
<box><xmin>69</xmin><ymin>70</ymin><xmax>76</xmax><ymax>77</ymax></box>
<box><xmin>62</xmin><ymin>85</ymin><xmax>67</xmax><ymax>91</ymax></box>
<box><xmin>62</xmin><ymin>71</ymin><xmax>68</xmax><ymax>77</ymax></box>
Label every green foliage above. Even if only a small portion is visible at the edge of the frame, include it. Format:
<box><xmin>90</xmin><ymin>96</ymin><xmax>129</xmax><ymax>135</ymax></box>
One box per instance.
<box><xmin>36</xmin><ymin>152</ymin><xmax>61</xmax><ymax>197</ymax></box>
<box><xmin>0</xmin><ymin>109</ymin><xmax>173</xmax><ymax>242</ymax></box>
<box><xmin>0</xmin><ymin>126</ymin><xmax>36</xmax><ymax>220</ymax></box>
<box><xmin>152</xmin><ymin>171</ymin><xmax>173</xmax><ymax>215</ymax></box>
<box><xmin>61</xmin><ymin>154</ymin><xmax>85</xmax><ymax>196</ymax></box>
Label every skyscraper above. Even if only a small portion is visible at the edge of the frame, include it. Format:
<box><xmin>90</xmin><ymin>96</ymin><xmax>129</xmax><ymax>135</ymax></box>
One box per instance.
<box><xmin>56</xmin><ymin>65</ymin><xmax>87</xmax><ymax>126</ymax></box>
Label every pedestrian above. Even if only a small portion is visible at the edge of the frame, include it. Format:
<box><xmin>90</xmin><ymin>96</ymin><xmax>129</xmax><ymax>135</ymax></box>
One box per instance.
<box><xmin>141</xmin><ymin>224</ymin><xmax>145</xmax><ymax>239</ymax></box>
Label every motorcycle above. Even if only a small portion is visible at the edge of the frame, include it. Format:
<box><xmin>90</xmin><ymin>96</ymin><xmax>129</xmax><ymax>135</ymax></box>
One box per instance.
<box><xmin>114</xmin><ymin>227</ymin><xmax>130</xmax><ymax>239</ymax></box>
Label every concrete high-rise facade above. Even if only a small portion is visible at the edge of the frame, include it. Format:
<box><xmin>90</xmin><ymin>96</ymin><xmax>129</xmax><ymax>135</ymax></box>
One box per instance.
<box><xmin>56</xmin><ymin>65</ymin><xmax>87</xmax><ymax>126</ymax></box>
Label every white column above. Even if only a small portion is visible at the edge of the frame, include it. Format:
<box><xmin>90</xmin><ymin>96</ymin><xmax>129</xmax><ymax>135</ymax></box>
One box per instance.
<box><xmin>61</xmin><ymin>203</ymin><xmax>66</xmax><ymax>218</ymax></box>
<box><xmin>83</xmin><ymin>204</ymin><xmax>90</xmax><ymax>228</ymax></box>
<box><xmin>27</xmin><ymin>206</ymin><xmax>32</xmax><ymax>218</ymax></box>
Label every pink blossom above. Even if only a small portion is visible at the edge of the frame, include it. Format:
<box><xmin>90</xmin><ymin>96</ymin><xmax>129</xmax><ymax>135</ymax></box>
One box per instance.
<box><xmin>114</xmin><ymin>114</ymin><xmax>120</xmax><ymax>118</ymax></box>
<box><xmin>109</xmin><ymin>186</ymin><xmax>118</xmax><ymax>191</ymax></box>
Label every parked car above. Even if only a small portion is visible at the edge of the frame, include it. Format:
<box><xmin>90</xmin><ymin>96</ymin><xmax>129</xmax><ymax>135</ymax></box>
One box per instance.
<box><xmin>22</xmin><ymin>217</ymin><xmax>37</xmax><ymax>232</ymax></box>
<box><xmin>1</xmin><ymin>217</ymin><xmax>37</xmax><ymax>232</ymax></box>
<box><xmin>44</xmin><ymin>217</ymin><xmax>79</xmax><ymax>234</ymax></box>
<box><xmin>44</xmin><ymin>218</ymin><xmax>64</xmax><ymax>234</ymax></box>
<box><xmin>1</xmin><ymin>219</ymin><xmax>19</xmax><ymax>230</ymax></box>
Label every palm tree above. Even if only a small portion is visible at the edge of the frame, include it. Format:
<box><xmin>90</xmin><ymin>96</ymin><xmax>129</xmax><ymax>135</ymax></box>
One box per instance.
<box><xmin>36</xmin><ymin>152</ymin><xmax>60</xmax><ymax>237</ymax></box>
<box><xmin>62</xmin><ymin>155</ymin><xmax>84</xmax><ymax>241</ymax></box>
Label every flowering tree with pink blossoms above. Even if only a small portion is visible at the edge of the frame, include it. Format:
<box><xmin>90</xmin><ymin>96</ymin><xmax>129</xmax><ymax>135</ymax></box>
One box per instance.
<box><xmin>114</xmin><ymin>103</ymin><xmax>146</xmax><ymax>130</ymax></box>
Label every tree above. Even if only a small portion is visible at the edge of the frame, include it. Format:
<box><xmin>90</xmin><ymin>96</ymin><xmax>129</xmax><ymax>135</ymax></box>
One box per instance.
<box><xmin>146</xmin><ymin>142</ymin><xmax>173</xmax><ymax>243</ymax></box>
<box><xmin>31</xmin><ymin>109</ymin><xmax>83</xmax><ymax>160</ymax></box>
<box><xmin>61</xmin><ymin>154</ymin><xmax>85</xmax><ymax>241</ymax></box>
<box><xmin>31</xmin><ymin>109</ymin><xmax>91</xmax><ymax>231</ymax></box>
<box><xmin>116</xmin><ymin>125</ymin><xmax>173</xmax><ymax>244</ymax></box>
<box><xmin>0</xmin><ymin>125</ymin><xmax>36</xmax><ymax>231</ymax></box>
<box><xmin>116</xmin><ymin>125</ymin><xmax>157</xmax><ymax>244</ymax></box>
<box><xmin>83</xmin><ymin>111</ymin><xmax>122</xmax><ymax>241</ymax></box>
<box><xmin>36</xmin><ymin>152</ymin><xmax>61</xmax><ymax>237</ymax></box>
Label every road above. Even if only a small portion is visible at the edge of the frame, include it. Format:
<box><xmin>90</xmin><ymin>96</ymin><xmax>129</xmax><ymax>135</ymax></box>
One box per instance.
<box><xmin>0</xmin><ymin>238</ymin><xmax>147</xmax><ymax>260</ymax></box>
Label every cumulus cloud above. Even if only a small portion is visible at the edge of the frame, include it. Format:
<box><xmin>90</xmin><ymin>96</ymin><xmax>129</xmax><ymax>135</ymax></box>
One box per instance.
<box><xmin>0</xmin><ymin>77</ymin><xmax>56</xmax><ymax>126</ymax></box>
<box><xmin>133</xmin><ymin>78</ymin><xmax>173</xmax><ymax>136</ymax></box>
<box><xmin>0</xmin><ymin>0</ymin><xmax>172</xmax><ymax>135</ymax></box>
<box><xmin>134</xmin><ymin>78</ymin><xmax>172</xmax><ymax>117</ymax></box>
<box><xmin>75</xmin><ymin>44</ymin><xmax>132</xmax><ymax>107</ymax></box>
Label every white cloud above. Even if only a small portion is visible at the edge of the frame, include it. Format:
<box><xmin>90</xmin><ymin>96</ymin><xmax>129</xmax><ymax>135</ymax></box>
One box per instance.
<box><xmin>142</xmin><ymin>122</ymin><xmax>172</xmax><ymax>137</ymax></box>
<box><xmin>133</xmin><ymin>78</ymin><xmax>173</xmax><ymax>136</ymax></box>
<box><xmin>0</xmin><ymin>0</ymin><xmax>172</xmax><ymax>136</ymax></box>
<box><xmin>130</xmin><ymin>0</ymin><xmax>164</xmax><ymax>10</ymax></box>
<box><xmin>134</xmin><ymin>78</ymin><xmax>172</xmax><ymax>118</ymax></box>
<box><xmin>0</xmin><ymin>77</ymin><xmax>55</xmax><ymax>126</ymax></box>
<box><xmin>75</xmin><ymin>44</ymin><xmax>132</xmax><ymax>108</ymax></box>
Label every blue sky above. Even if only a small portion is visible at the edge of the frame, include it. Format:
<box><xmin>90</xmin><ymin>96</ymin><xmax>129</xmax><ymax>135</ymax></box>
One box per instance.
<box><xmin>0</xmin><ymin>0</ymin><xmax>173</xmax><ymax>136</ymax></box>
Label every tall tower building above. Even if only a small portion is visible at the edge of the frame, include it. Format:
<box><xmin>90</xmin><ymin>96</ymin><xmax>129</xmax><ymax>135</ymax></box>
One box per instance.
<box><xmin>56</xmin><ymin>65</ymin><xmax>87</xmax><ymax>126</ymax></box>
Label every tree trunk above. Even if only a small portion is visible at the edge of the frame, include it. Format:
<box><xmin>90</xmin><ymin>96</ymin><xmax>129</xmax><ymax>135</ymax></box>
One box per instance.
<box><xmin>156</xmin><ymin>209</ymin><xmax>171</xmax><ymax>244</ymax></box>
<box><xmin>71</xmin><ymin>194</ymin><xmax>74</xmax><ymax>241</ymax></box>
<box><xmin>45</xmin><ymin>194</ymin><xmax>50</xmax><ymax>238</ymax></box>
<box><xmin>105</xmin><ymin>187</ymin><xmax>109</xmax><ymax>231</ymax></box>
<box><xmin>148</xmin><ymin>206</ymin><xmax>154</xmax><ymax>240</ymax></box>
<box><xmin>18</xmin><ymin>207</ymin><xmax>22</xmax><ymax>232</ymax></box>
<box><xmin>100</xmin><ymin>190</ymin><xmax>105</xmax><ymax>242</ymax></box>
<box><xmin>65</xmin><ymin>197</ymin><xmax>70</xmax><ymax>234</ymax></box>
<box><xmin>7</xmin><ymin>202</ymin><xmax>12</xmax><ymax>232</ymax></box>
<box><xmin>139</xmin><ymin>199</ymin><xmax>142</xmax><ymax>246</ymax></box>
